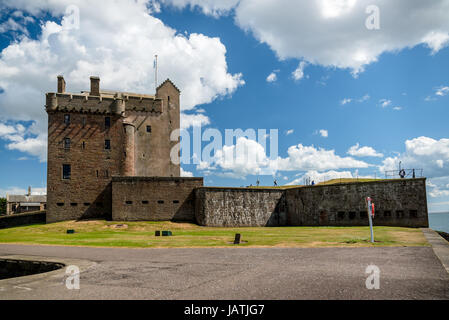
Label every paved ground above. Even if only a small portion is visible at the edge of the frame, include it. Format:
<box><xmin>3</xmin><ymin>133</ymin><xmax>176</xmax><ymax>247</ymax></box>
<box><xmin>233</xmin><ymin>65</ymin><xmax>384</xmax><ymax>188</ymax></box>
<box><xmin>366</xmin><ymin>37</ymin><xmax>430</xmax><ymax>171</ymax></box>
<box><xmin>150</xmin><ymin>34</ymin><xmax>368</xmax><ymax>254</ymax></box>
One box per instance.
<box><xmin>1</xmin><ymin>239</ymin><xmax>448</xmax><ymax>300</ymax></box>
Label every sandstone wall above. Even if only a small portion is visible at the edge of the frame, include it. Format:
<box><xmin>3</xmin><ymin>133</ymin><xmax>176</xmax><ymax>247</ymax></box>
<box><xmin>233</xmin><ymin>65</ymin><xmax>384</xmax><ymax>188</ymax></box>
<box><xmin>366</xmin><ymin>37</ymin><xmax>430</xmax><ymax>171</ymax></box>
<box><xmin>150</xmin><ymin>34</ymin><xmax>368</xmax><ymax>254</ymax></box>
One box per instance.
<box><xmin>112</xmin><ymin>177</ymin><xmax>203</xmax><ymax>221</ymax></box>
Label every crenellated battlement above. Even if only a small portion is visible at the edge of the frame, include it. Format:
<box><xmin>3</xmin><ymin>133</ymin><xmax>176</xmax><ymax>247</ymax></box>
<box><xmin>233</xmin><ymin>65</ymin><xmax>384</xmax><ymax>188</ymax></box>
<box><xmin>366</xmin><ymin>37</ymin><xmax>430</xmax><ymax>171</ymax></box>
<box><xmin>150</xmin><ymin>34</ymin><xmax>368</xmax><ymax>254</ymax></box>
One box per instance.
<box><xmin>46</xmin><ymin>76</ymin><xmax>164</xmax><ymax>115</ymax></box>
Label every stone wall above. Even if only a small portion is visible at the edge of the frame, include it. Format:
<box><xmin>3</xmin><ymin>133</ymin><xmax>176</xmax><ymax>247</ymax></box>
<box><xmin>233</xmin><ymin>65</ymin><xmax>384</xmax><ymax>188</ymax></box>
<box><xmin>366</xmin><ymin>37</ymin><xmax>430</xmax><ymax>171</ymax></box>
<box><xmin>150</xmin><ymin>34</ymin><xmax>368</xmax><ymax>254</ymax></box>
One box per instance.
<box><xmin>285</xmin><ymin>178</ymin><xmax>428</xmax><ymax>227</ymax></box>
<box><xmin>0</xmin><ymin>211</ymin><xmax>46</xmax><ymax>229</ymax></box>
<box><xmin>195</xmin><ymin>188</ymin><xmax>286</xmax><ymax>227</ymax></box>
<box><xmin>194</xmin><ymin>179</ymin><xmax>428</xmax><ymax>228</ymax></box>
<box><xmin>112</xmin><ymin>177</ymin><xmax>203</xmax><ymax>221</ymax></box>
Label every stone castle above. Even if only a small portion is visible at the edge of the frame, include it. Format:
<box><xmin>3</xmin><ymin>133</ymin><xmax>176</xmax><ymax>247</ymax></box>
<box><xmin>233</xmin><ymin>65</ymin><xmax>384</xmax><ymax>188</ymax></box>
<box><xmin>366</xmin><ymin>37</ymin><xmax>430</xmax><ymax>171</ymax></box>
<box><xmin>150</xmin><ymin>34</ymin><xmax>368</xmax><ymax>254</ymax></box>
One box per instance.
<box><xmin>45</xmin><ymin>76</ymin><xmax>429</xmax><ymax>227</ymax></box>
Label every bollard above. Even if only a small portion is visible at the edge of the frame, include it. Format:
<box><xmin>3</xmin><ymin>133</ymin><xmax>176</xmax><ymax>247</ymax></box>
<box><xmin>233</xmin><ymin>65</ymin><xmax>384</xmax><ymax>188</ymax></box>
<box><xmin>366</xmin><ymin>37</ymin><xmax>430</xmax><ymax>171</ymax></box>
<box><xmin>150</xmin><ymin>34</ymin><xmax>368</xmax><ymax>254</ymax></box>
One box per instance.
<box><xmin>155</xmin><ymin>231</ymin><xmax>160</xmax><ymax>236</ymax></box>
<box><xmin>234</xmin><ymin>233</ymin><xmax>241</xmax><ymax>244</ymax></box>
<box><xmin>66</xmin><ymin>229</ymin><xmax>75</xmax><ymax>234</ymax></box>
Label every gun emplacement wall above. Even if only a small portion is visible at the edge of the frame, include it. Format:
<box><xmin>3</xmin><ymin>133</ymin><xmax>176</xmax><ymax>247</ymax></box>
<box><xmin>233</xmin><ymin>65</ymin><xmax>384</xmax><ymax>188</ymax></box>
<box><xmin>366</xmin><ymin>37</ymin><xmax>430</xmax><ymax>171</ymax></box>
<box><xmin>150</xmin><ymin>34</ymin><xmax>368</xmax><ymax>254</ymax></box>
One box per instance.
<box><xmin>194</xmin><ymin>178</ymin><xmax>428</xmax><ymax>228</ymax></box>
<box><xmin>195</xmin><ymin>188</ymin><xmax>286</xmax><ymax>227</ymax></box>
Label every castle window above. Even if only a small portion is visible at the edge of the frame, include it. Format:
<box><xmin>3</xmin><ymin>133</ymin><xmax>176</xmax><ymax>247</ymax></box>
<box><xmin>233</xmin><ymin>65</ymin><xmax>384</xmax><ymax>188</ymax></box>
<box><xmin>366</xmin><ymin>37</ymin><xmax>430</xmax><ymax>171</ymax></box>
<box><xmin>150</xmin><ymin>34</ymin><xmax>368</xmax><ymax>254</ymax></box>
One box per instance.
<box><xmin>158</xmin><ymin>200</ymin><xmax>164</xmax><ymax>204</ymax></box>
<box><xmin>96</xmin><ymin>202</ymin><xmax>103</xmax><ymax>208</ymax></box>
<box><xmin>82</xmin><ymin>141</ymin><xmax>86</xmax><ymax>149</ymax></box>
<box><xmin>142</xmin><ymin>200</ymin><xmax>149</xmax><ymax>205</ymax></box>
<box><xmin>396</xmin><ymin>210</ymin><xmax>404</xmax><ymax>218</ymax></box>
<box><xmin>173</xmin><ymin>200</ymin><xmax>180</xmax><ymax>204</ymax></box>
<box><xmin>146</xmin><ymin>125</ymin><xmax>151</xmax><ymax>133</ymax></box>
<box><xmin>84</xmin><ymin>203</ymin><xmax>91</xmax><ymax>206</ymax></box>
<box><xmin>96</xmin><ymin>170</ymin><xmax>99</xmax><ymax>178</ymax></box>
<box><xmin>105</xmin><ymin>139</ymin><xmax>111</xmax><ymax>150</ymax></box>
<box><xmin>64</xmin><ymin>114</ymin><xmax>70</xmax><ymax>125</ymax></box>
<box><xmin>349</xmin><ymin>212</ymin><xmax>356</xmax><ymax>220</ymax></box>
<box><xmin>125</xmin><ymin>201</ymin><xmax>133</xmax><ymax>205</ymax></box>
<box><xmin>57</xmin><ymin>203</ymin><xmax>64</xmax><ymax>207</ymax></box>
<box><xmin>104</xmin><ymin>170</ymin><xmax>109</xmax><ymax>178</ymax></box>
<box><xmin>64</xmin><ymin>138</ymin><xmax>71</xmax><ymax>149</ymax></box>
<box><xmin>70</xmin><ymin>203</ymin><xmax>78</xmax><ymax>207</ymax></box>
<box><xmin>105</xmin><ymin>116</ymin><xmax>111</xmax><ymax>129</ymax></box>
<box><xmin>337</xmin><ymin>212</ymin><xmax>345</xmax><ymax>220</ymax></box>
<box><xmin>62</xmin><ymin>164</ymin><xmax>71</xmax><ymax>180</ymax></box>
<box><xmin>82</xmin><ymin>117</ymin><xmax>86</xmax><ymax>127</ymax></box>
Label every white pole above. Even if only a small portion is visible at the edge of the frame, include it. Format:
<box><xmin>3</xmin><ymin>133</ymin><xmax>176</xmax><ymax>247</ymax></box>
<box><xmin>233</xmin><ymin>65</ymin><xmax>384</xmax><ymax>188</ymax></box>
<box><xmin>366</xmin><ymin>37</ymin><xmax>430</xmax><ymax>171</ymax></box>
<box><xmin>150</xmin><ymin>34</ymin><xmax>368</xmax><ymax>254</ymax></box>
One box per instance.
<box><xmin>366</xmin><ymin>197</ymin><xmax>374</xmax><ymax>243</ymax></box>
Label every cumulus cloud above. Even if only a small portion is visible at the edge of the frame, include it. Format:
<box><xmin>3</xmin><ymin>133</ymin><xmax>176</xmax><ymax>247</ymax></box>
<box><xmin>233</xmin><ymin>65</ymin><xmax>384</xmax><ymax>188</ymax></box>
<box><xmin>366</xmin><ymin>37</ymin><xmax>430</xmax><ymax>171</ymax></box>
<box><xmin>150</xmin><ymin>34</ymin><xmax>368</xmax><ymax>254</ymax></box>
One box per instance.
<box><xmin>0</xmin><ymin>0</ymin><xmax>244</xmax><ymax>160</ymax></box>
<box><xmin>436</xmin><ymin>86</ymin><xmax>449</xmax><ymax>96</ymax></box>
<box><xmin>340</xmin><ymin>98</ymin><xmax>352</xmax><ymax>105</ymax></box>
<box><xmin>292</xmin><ymin>61</ymin><xmax>307</xmax><ymax>81</ymax></box>
<box><xmin>319</xmin><ymin>129</ymin><xmax>328</xmax><ymax>138</ymax></box>
<box><xmin>286</xmin><ymin>170</ymin><xmax>354</xmax><ymax>186</ymax></box>
<box><xmin>348</xmin><ymin>143</ymin><xmax>383</xmax><ymax>158</ymax></box>
<box><xmin>164</xmin><ymin>0</ymin><xmax>449</xmax><ymax>75</ymax></box>
<box><xmin>180</xmin><ymin>167</ymin><xmax>194</xmax><ymax>177</ymax></box>
<box><xmin>266</xmin><ymin>72</ymin><xmax>277</xmax><ymax>82</ymax></box>
<box><xmin>380</xmin><ymin>136</ymin><xmax>449</xmax><ymax>179</ymax></box>
<box><xmin>275</xmin><ymin>143</ymin><xmax>370</xmax><ymax>172</ymax></box>
<box><xmin>0</xmin><ymin>186</ymin><xmax>46</xmax><ymax>197</ymax></box>
<box><xmin>180</xmin><ymin>113</ymin><xmax>211</xmax><ymax>129</ymax></box>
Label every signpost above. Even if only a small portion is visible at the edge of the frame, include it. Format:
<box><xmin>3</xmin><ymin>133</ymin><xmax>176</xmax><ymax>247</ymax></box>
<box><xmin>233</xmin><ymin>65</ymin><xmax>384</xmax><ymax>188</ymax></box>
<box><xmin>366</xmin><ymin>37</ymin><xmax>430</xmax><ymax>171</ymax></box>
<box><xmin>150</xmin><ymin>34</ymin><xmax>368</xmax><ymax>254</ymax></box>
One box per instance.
<box><xmin>366</xmin><ymin>197</ymin><xmax>375</xmax><ymax>243</ymax></box>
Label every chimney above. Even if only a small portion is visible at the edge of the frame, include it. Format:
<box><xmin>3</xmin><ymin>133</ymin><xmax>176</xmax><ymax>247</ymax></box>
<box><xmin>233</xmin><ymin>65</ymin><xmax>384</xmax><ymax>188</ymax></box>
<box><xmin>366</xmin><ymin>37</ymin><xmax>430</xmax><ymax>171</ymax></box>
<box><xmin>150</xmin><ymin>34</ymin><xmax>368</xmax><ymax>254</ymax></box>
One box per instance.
<box><xmin>57</xmin><ymin>75</ymin><xmax>66</xmax><ymax>93</ymax></box>
<box><xmin>90</xmin><ymin>76</ymin><xmax>100</xmax><ymax>96</ymax></box>
<box><xmin>27</xmin><ymin>186</ymin><xmax>31</xmax><ymax>196</ymax></box>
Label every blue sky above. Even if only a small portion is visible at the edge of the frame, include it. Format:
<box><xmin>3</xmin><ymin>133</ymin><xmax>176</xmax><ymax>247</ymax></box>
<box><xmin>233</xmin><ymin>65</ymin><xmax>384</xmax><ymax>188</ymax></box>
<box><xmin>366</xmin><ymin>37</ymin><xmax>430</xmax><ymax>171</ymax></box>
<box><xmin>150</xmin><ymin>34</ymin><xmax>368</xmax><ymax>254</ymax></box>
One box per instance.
<box><xmin>0</xmin><ymin>1</ymin><xmax>448</xmax><ymax>212</ymax></box>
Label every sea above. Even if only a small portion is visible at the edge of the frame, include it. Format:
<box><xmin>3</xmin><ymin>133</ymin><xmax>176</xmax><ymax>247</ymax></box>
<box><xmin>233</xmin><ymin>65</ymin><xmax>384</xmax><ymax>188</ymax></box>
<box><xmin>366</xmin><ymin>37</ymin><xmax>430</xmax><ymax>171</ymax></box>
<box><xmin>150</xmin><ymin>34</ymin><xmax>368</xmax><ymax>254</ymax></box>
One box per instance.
<box><xmin>428</xmin><ymin>212</ymin><xmax>449</xmax><ymax>233</ymax></box>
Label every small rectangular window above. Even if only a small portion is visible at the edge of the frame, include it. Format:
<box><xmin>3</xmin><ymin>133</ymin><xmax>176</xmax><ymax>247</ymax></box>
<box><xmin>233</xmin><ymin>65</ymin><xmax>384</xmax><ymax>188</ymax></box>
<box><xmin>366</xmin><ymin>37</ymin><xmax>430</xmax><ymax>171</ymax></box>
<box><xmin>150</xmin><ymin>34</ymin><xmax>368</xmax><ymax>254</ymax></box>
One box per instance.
<box><xmin>125</xmin><ymin>201</ymin><xmax>133</xmax><ymax>205</ymax></box>
<box><xmin>82</xmin><ymin>141</ymin><xmax>86</xmax><ymax>149</ymax></box>
<box><xmin>105</xmin><ymin>139</ymin><xmax>111</xmax><ymax>150</ymax></box>
<box><xmin>62</xmin><ymin>164</ymin><xmax>71</xmax><ymax>180</ymax></box>
<box><xmin>64</xmin><ymin>137</ymin><xmax>71</xmax><ymax>149</ymax></box>
<box><xmin>173</xmin><ymin>200</ymin><xmax>180</xmax><ymax>204</ymax></box>
<box><xmin>158</xmin><ymin>200</ymin><xmax>164</xmax><ymax>204</ymax></box>
<box><xmin>104</xmin><ymin>170</ymin><xmax>109</xmax><ymax>178</ymax></box>
<box><xmin>105</xmin><ymin>116</ymin><xmax>111</xmax><ymax>129</ymax></box>
<box><xmin>70</xmin><ymin>203</ymin><xmax>78</xmax><ymax>207</ymax></box>
<box><xmin>409</xmin><ymin>210</ymin><xmax>418</xmax><ymax>218</ymax></box>
<box><xmin>146</xmin><ymin>125</ymin><xmax>151</xmax><ymax>133</ymax></box>
<box><xmin>349</xmin><ymin>212</ymin><xmax>356</xmax><ymax>220</ymax></box>
<box><xmin>57</xmin><ymin>203</ymin><xmax>64</xmax><ymax>207</ymax></box>
<box><xmin>337</xmin><ymin>212</ymin><xmax>345</xmax><ymax>220</ymax></box>
<box><xmin>396</xmin><ymin>210</ymin><xmax>404</xmax><ymax>218</ymax></box>
<box><xmin>142</xmin><ymin>200</ymin><xmax>149</xmax><ymax>205</ymax></box>
<box><xmin>84</xmin><ymin>203</ymin><xmax>91</xmax><ymax>206</ymax></box>
<box><xmin>82</xmin><ymin>117</ymin><xmax>86</xmax><ymax>127</ymax></box>
<box><xmin>64</xmin><ymin>114</ymin><xmax>70</xmax><ymax>125</ymax></box>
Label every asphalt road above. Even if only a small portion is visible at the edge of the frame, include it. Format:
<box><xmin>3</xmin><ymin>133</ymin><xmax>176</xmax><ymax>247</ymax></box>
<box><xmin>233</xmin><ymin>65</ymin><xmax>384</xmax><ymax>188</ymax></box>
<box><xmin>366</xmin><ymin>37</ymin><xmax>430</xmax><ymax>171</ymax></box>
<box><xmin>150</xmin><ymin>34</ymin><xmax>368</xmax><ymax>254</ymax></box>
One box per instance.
<box><xmin>0</xmin><ymin>244</ymin><xmax>448</xmax><ymax>300</ymax></box>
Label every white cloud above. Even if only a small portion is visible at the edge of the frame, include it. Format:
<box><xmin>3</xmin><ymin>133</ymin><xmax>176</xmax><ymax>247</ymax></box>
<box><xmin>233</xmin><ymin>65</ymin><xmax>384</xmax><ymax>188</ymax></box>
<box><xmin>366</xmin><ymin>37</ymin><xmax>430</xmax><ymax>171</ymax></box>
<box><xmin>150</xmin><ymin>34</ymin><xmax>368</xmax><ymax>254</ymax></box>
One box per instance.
<box><xmin>285</xmin><ymin>129</ymin><xmax>294</xmax><ymax>136</ymax></box>
<box><xmin>286</xmin><ymin>170</ymin><xmax>354</xmax><ymax>186</ymax></box>
<box><xmin>380</xmin><ymin>136</ymin><xmax>449</xmax><ymax>179</ymax></box>
<box><xmin>165</xmin><ymin>0</ymin><xmax>449</xmax><ymax>75</ymax></box>
<box><xmin>275</xmin><ymin>143</ymin><xmax>370</xmax><ymax>172</ymax></box>
<box><xmin>180</xmin><ymin>113</ymin><xmax>210</xmax><ymax>129</ymax></box>
<box><xmin>0</xmin><ymin>186</ymin><xmax>46</xmax><ymax>197</ymax></box>
<box><xmin>319</xmin><ymin>129</ymin><xmax>328</xmax><ymax>138</ymax></box>
<box><xmin>436</xmin><ymin>86</ymin><xmax>449</xmax><ymax>96</ymax></box>
<box><xmin>160</xmin><ymin>0</ymin><xmax>240</xmax><ymax>17</ymax></box>
<box><xmin>379</xmin><ymin>99</ymin><xmax>392</xmax><ymax>108</ymax></box>
<box><xmin>180</xmin><ymin>167</ymin><xmax>194</xmax><ymax>177</ymax></box>
<box><xmin>0</xmin><ymin>0</ymin><xmax>244</xmax><ymax>160</ymax></box>
<box><xmin>340</xmin><ymin>98</ymin><xmax>352</xmax><ymax>105</ymax></box>
<box><xmin>292</xmin><ymin>61</ymin><xmax>307</xmax><ymax>81</ymax></box>
<box><xmin>348</xmin><ymin>143</ymin><xmax>383</xmax><ymax>158</ymax></box>
<box><xmin>266</xmin><ymin>72</ymin><xmax>277</xmax><ymax>82</ymax></box>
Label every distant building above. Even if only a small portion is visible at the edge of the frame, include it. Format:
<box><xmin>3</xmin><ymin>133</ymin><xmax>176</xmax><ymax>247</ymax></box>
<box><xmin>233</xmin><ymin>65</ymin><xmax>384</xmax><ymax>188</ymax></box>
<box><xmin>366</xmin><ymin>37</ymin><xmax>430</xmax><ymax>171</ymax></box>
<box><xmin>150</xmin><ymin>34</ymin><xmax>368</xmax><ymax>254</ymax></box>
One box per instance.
<box><xmin>6</xmin><ymin>187</ymin><xmax>46</xmax><ymax>215</ymax></box>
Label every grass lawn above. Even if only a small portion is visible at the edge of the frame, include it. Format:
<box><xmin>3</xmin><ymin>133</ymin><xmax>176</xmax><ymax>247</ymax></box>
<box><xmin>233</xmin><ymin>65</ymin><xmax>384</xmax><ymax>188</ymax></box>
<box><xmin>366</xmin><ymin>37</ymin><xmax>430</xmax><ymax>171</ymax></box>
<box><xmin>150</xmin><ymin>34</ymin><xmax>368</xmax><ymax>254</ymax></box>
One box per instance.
<box><xmin>0</xmin><ymin>220</ymin><xmax>428</xmax><ymax>248</ymax></box>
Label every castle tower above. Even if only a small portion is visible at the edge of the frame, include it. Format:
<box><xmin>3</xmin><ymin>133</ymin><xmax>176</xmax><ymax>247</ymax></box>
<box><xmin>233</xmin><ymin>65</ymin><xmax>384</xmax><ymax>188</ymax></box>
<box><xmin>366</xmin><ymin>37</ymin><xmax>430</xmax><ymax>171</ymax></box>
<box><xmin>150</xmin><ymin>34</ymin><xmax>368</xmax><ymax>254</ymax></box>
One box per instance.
<box><xmin>45</xmin><ymin>76</ymin><xmax>180</xmax><ymax>222</ymax></box>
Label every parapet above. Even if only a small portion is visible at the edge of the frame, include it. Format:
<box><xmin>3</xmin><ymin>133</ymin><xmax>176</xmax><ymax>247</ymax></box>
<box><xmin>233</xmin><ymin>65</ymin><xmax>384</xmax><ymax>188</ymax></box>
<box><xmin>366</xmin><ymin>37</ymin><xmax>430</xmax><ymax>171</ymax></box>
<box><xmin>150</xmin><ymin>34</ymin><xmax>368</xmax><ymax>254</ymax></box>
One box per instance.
<box><xmin>46</xmin><ymin>76</ymin><xmax>163</xmax><ymax>115</ymax></box>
